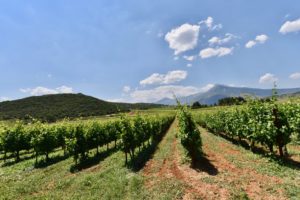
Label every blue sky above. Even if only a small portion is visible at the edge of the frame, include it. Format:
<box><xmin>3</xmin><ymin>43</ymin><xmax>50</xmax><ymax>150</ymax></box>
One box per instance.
<box><xmin>0</xmin><ymin>0</ymin><xmax>300</xmax><ymax>102</ymax></box>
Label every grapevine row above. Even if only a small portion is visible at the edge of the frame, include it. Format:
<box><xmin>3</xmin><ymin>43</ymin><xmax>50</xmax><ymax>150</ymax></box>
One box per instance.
<box><xmin>177</xmin><ymin>104</ymin><xmax>202</xmax><ymax>163</ymax></box>
<box><xmin>0</xmin><ymin>114</ymin><xmax>175</xmax><ymax>166</ymax></box>
<box><xmin>121</xmin><ymin>114</ymin><xmax>174</xmax><ymax>164</ymax></box>
<box><xmin>195</xmin><ymin>99</ymin><xmax>300</xmax><ymax>156</ymax></box>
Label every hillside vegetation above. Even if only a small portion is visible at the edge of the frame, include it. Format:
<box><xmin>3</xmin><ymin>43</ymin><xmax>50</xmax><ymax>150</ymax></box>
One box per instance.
<box><xmin>0</xmin><ymin>93</ymin><xmax>164</xmax><ymax>122</ymax></box>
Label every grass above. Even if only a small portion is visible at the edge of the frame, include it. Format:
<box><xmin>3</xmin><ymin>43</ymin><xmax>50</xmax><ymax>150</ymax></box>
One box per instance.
<box><xmin>198</xmin><ymin>127</ymin><xmax>300</xmax><ymax>199</ymax></box>
<box><xmin>0</xmin><ymin>145</ymin><xmax>148</xmax><ymax>199</ymax></box>
<box><xmin>0</xmin><ymin>120</ymin><xmax>185</xmax><ymax>200</ymax></box>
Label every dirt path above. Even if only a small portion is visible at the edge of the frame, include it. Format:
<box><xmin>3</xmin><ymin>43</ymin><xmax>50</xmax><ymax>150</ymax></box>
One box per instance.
<box><xmin>143</xmin><ymin>121</ymin><xmax>293</xmax><ymax>200</ymax></box>
<box><xmin>195</xmin><ymin>129</ymin><xmax>286</xmax><ymax>200</ymax></box>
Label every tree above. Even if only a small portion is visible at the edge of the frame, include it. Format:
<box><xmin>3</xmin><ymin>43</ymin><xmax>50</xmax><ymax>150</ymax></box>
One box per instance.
<box><xmin>191</xmin><ymin>101</ymin><xmax>204</xmax><ymax>109</ymax></box>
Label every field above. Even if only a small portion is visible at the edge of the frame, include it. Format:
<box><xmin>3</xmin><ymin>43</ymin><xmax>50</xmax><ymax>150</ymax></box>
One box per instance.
<box><xmin>0</xmin><ymin>103</ymin><xmax>299</xmax><ymax>200</ymax></box>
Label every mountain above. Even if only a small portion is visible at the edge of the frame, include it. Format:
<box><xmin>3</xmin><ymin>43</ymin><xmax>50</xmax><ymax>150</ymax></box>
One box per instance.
<box><xmin>156</xmin><ymin>84</ymin><xmax>300</xmax><ymax>105</ymax></box>
<box><xmin>0</xmin><ymin>93</ymin><xmax>163</xmax><ymax>122</ymax></box>
<box><xmin>278</xmin><ymin>91</ymin><xmax>300</xmax><ymax>99</ymax></box>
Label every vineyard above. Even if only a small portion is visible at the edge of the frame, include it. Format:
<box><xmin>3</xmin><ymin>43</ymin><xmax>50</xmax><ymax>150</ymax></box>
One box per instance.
<box><xmin>0</xmin><ymin>102</ymin><xmax>299</xmax><ymax>199</ymax></box>
<box><xmin>194</xmin><ymin>99</ymin><xmax>300</xmax><ymax>156</ymax></box>
<box><xmin>0</xmin><ymin>114</ymin><xmax>175</xmax><ymax>168</ymax></box>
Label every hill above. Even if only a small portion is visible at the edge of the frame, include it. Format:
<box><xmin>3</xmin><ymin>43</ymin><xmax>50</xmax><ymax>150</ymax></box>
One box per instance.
<box><xmin>278</xmin><ymin>91</ymin><xmax>300</xmax><ymax>99</ymax></box>
<box><xmin>157</xmin><ymin>84</ymin><xmax>300</xmax><ymax>105</ymax></box>
<box><xmin>0</xmin><ymin>93</ymin><xmax>163</xmax><ymax>122</ymax></box>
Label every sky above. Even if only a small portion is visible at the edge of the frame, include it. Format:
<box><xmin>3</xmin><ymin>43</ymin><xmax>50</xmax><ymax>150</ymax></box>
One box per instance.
<box><xmin>0</xmin><ymin>0</ymin><xmax>300</xmax><ymax>103</ymax></box>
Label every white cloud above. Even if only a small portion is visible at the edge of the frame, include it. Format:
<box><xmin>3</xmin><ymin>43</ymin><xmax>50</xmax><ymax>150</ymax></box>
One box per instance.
<box><xmin>199</xmin><ymin>17</ymin><xmax>222</xmax><ymax>31</ymax></box>
<box><xmin>227</xmin><ymin>84</ymin><xmax>246</xmax><ymax>88</ymax></box>
<box><xmin>208</xmin><ymin>37</ymin><xmax>219</xmax><ymax>45</ymax></box>
<box><xmin>173</xmin><ymin>56</ymin><xmax>179</xmax><ymax>60</ymax></box>
<box><xmin>259</xmin><ymin>73</ymin><xmax>278</xmax><ymax>84</ymax></box>
<box><xmin>199</xmin><ymin>84</ymin><xmax>215</xmax><ymax>92</ymax></box>
<box><xmin>20</xmin><ymin>86</ymin><xmax>74</xmax><ymax>96</ymax></box>
<box><xmin>208</xmin><ymin>33</ymin><xmax>236</xmax><ymax>46</ymax></box>
<box><xmin>245</xmin><ymin>40</ymin><xmax>256</xmax><ymax>48</ymax></box>
<box><xmin>56</xmin><ymin>86</ymin><xmax>73</xmax><ymax>93</ymax></box>
<box><xmin>0</xmin><ymin>97</ymin><xmax>10</xmax><ymax>102</ymax></box>
<box><xmin>289</xmin><ymin>72</ymin><xmax>300</xmax><ymax>80</ymax></box>
<box><xmin>186</xmin><ymin>63</ymin><xmax>192</xmax><ymax>67</ymax></box>
<box><xmin>112</xmin><ymin>83</ymin><xmax>216</xmax><ymax>103</ymax></box>
<box><xmin>130</xmin><ymin>85</ymin><xmax>199</xmax><ymax>103</ymax></box>
<box><xmin>204</xmin><ymin>16</ymin><xmax>213</xmax><ymax>29</ymax></box>
<box><xmin>199</xmin><ymin>47</ymin><xmax>233</xmax><ymax>59</ymax></box>
<box><xmin>279</xmin><ymin>18</ymin><xmax>300</xmax><ymax>34</ymax></box>
<box><xmin>245</xmin><ymin>34</ymin><xmax>268</xmax><ymax>48</ymax></box>
<box><xmin>183</xmin><ymin>55</ymin><xmax>196</xmax><ymax>61</ymax></box>
<box><xmin>123</xmin><ymin>86</ymin><xmax>131</xmax><ymax>93</ymax></box>
<box><xmin>255</xmin><ymin>34</ymin><xmax>268</xmax><ymax>43</ymax></box>
<box><xmin>165</xmin><ymin>23</ymin><xmax>200</xmax><ymax>55</ymax></box>
<box><xmin>211</xmin><ymin>24</ymin><xmax>223</xmax><ymax>31</ymax></box>
<box><xmin>140</xmin><ymin>70</ymin><xmax>188</xmax><ymax>86</ymax></box>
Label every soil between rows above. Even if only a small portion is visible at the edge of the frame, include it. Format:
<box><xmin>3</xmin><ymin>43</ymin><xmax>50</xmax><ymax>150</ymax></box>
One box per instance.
<box><xmin>142</xmin><ymin>122</ymin><xmax>296</xmax><ymax>199</ymax></box>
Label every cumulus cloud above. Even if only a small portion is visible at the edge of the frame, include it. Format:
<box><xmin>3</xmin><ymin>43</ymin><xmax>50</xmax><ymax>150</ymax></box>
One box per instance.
<box><xmin>208</xmin><ymin>33</ymin><xmax>236</xmax><ymax>46</ymax></box>
<box><xmin>199</xmin><ymin>84</ymin><xmax>215</xmax><ymax>92</ymax></box>
<box><xmin>199</xmin><ymin>17</ymin><xmax>222</xmax><ymax>31</ymax></box>
<box><xmin>289</xmin><ymin>72</ymin><xmax>300</xmax><ymax>80</ymax></box>
<box><xmin>279</xmin><ymin>18</ymin><xmax>300</xmax><ymax>34</ymax></box>
<box><xmin>130</xmin><ymin>85</ymin><xmax>199</xmax><ymax>103</ymax></box>
<box><xmin>259</xmin><ymin>73</ymin><xmax>278</xmax><ymax>84</ymax></box>
<box><xmin>20</xmin><ymin>86</ymin><xmax>74</xmax><ymax>96</ymax></box>
<box><xmin>183</xmin><ymin>55</ymin><xmax>196</xmax><ymax>61</ymax></box>
<box><xmin>255</xmin><ymin>35</ymin><xmax>268</xmax><ymax>43</ymax></box>
<box><xmin>123</xmin><ymin>86</ymin><xmax>131</xmax><ymax>93</ymax></box>
<box><xmin>165</xmin><ymin>23</ymin><xmax>200</xmax><ymax>55</ymax></box>
<box><xmin>186</xmin><ymin>63</ymin><xmax>192</xmax><ymax>67</ymax></box>
<box><xmin>140</xmin><ymin>70</ymin><xmax>188</xmax><ymax>86</ymax></box>
<box><xmin>208</xmin><ymin>37</ymin><xmax>221</xmax><ymax>45</ymax></box>
<box><xmin>245</xmin><ymin>34</ymin><xmax>269</xmax><ymax>48</ymax></box>
<box><xmin>57</xmin><ymin>86</ymin><xmax>73</xmax><ymax>93</ymax></box>
<box><xmin>203</xmin><ymin>16</ymin><xmax>213</xmax><ymax>29</ymax></box>
<box><xmin>199</xmin><ymin>47</ymin><xmax>233</xmax><ymax>59</ymax></box>
<box><xmin>245</xmin><ymin>40</ymin><xmax>256</xmax><ymax>48</ymax></box>
<box><xmin>129</xmin><ymin>83</ymin><xmax>215</xmax><ymax>103</ymax></box>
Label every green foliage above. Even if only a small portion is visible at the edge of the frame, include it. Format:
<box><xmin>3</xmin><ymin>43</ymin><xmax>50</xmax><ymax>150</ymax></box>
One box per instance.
<box><xmin>0</xmin><ymin>121</ymin><xmax>29</xmax><ymax>162</ymax></box>
<box><xmin>281</xmin><ymin>101</ymin><xmax>300</xmax><ymax>143</ymax></box>
<box><xmin>177</xmin><ymin>104</ymin><xmax>202</xmax><ymax>162</ymax></box>
<box><xmin>120</xmin><ymin>116</ymin><xmax>135</xmax><ymax>162</ymax></box>
<box><xmin>30</xmin><ymin>122</ymin><xmax>57</xmax><ymax>163</ymax></box>
<box><xmin>191</xmin><ymin>101</ymin><xmax>208</xmax><ymax>109</ymax></box>
<box><xmin>120</xmin><ymin>114</ymin><xmax>174</xmax><ymax>164</ymax></box>
<box><xmin>218</xmin><ymin>96</ymin><xmax>246</xmax><ymax>106</ymax></box>
<box><xmin>195</xmin><ymin>99</ymin><xmax>297</xmax><ymax>156</ymax></box>
<box><xmin>0</xmin><ymin>113</ymin><xmax>174</xmax><ymax>166</ymax></box>
<box><xmin>66</xmin><ymin>124</ymin><xmax>88</xmax><ymax>164</ymax></box>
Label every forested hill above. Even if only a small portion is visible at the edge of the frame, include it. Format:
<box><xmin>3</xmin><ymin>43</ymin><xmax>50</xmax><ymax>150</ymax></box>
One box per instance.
<box><xmin>0</xmin><ymin>93</ymin><xmax>163</xmax><ymax>122</ymax></box>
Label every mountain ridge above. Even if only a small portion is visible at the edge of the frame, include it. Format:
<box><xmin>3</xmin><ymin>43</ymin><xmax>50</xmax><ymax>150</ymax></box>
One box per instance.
<box><xmin>156</xmin><ymin>84</ymin><xmax>300</xmax><ymax>105</ymax></box>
